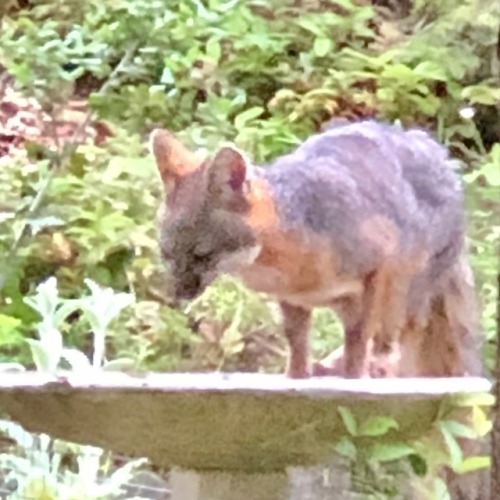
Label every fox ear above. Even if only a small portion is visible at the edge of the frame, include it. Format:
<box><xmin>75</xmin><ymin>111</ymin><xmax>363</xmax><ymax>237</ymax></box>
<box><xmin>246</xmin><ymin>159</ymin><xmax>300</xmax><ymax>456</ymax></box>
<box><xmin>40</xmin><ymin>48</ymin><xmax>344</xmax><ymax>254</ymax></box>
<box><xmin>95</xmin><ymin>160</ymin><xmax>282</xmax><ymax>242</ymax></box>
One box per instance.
<box><xmin>150</xmin><ymin>129</ymin><xmax>202</xmax><ymax>190</ymax></box>
<box><xmin>207</xmin><ymin>146</ymin><xmax>249</xmax><ymax>206</ymax></box>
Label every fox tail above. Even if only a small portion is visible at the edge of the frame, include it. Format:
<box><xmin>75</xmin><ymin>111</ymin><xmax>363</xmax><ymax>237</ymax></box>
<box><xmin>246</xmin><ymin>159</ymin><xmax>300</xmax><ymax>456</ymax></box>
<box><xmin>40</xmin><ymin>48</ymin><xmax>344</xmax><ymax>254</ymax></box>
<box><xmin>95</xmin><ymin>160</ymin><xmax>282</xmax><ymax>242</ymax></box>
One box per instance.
<box><xmin>411</xmin><ymin>253</ymin><xmax>488</xmax><ymax>500</ymax></box>
<box><xmin>400</xmin><ymin>252</ymin><xmax>484</xmax><ymax>378</ymax></box>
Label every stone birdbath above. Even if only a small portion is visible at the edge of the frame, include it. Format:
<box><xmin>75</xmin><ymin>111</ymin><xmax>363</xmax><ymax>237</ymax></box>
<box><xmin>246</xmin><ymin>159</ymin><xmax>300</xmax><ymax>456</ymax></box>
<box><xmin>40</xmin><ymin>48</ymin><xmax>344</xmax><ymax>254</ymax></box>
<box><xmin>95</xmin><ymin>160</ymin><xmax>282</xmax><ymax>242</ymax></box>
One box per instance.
<box><xmin>0</xmin><ymin>372</ymin><xmax>492</xmax><ymax>499</ymax></box>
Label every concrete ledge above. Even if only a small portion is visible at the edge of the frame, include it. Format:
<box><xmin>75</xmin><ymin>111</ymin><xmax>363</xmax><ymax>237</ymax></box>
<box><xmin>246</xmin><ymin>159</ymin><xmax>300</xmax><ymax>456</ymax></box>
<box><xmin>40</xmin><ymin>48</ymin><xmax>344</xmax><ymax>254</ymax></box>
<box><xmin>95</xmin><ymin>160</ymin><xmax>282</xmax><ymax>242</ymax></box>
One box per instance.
<box><xmin>0</xmin><ymin>372</ymin><xmax>491</xmax><ymax>472</ymax></box>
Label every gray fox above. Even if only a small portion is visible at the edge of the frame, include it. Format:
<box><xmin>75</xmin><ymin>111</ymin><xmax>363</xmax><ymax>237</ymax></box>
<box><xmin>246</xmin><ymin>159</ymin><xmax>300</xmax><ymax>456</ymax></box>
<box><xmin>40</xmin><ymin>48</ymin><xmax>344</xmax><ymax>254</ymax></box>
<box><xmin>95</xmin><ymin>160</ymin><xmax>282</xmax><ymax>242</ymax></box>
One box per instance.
<box><xmin>150</xmin><ymin>120</ymin><xmax>483</xmax><ymax>381</ymax></box>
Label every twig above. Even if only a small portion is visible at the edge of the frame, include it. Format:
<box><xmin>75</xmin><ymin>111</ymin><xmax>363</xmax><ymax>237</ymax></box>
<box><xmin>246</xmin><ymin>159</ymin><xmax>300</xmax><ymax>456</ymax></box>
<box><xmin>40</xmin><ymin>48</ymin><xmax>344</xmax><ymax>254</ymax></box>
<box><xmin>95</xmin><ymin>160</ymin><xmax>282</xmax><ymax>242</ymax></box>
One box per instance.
<box><xmin>0</xmin><ymin>43</ymin><xmax>139</xmax><ymax>294</ymax></box>
<box><xmin>46</xmin><ymin>105</ymin><xmax>63</xmax><ymax>155</ymax></box>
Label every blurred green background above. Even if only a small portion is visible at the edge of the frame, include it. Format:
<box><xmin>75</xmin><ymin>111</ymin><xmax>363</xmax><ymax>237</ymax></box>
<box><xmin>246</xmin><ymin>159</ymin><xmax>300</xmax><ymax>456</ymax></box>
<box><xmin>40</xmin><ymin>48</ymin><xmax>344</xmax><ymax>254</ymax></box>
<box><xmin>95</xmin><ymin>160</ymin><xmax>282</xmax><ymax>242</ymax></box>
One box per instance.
<box><xmin>0</xmin><ymin>1</ymin><xmax>498</xmax><ymax>498</ymax></box>
<box><xmin>0</xmin><ymin>0</ymin><xmax>498</xmax><ymax>380</ymax></box>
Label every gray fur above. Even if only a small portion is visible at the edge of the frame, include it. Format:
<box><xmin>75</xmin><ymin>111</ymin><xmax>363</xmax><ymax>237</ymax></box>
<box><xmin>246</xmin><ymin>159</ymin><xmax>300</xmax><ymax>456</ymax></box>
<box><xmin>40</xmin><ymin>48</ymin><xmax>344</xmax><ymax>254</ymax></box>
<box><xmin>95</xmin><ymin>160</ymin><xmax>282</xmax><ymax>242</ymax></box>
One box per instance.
<box><xmin>159</xmin><ymin>201</ymin><xmax>256</xmax><ymax>300</ymax></box>
<box><xmin>263</xmin><ymin>120</ymin><xmax>465</xmax><ymax>279</ymax></box>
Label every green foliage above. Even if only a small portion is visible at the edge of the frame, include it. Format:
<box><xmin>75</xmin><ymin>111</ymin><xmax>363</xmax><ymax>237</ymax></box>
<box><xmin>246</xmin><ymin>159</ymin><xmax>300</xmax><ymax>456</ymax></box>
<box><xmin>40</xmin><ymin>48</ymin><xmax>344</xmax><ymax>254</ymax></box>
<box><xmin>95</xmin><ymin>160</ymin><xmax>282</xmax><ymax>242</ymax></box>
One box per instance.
<box><xmin>0</xmin><ymin>0</ymin><xmax>498</xmax><ymax>373</ymax></box>
<box><xmin>332</xmin><ymin>392</ymin><xmax>494</xmax><ymax>498</ymax></box>
<box><xmin>464</xmin><ymin>145</ymin><xmax>500</xmax><ymax>370</ymax></box>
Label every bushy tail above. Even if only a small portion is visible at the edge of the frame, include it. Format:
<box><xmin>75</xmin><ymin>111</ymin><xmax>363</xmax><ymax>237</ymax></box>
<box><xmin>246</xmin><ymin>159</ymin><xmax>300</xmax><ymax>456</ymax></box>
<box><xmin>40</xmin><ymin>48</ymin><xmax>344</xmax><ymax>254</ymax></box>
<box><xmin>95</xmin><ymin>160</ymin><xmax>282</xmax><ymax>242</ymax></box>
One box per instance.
<box><xmin>399</xmin><ymin>253</ymin><xmax>484</xmax><ymax>378</ymax></box>
<box><xmin>404</xmin><ymin>253</ymin><xmax>488</xmax><ymax>500</ymax></box>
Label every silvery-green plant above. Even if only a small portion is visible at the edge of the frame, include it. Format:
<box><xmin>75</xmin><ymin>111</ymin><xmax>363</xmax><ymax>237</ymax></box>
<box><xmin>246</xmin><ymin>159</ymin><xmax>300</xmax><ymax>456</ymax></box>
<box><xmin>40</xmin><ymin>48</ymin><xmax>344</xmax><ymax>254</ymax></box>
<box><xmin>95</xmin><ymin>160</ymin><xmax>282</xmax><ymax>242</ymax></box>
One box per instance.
<box><xmin>24</xmin><ymin>276</ymin><xmax>135</xmax><ymax>372</ymax></box>
<box><xmin>0</xmin><ymin>419</ymin><xmax>147</xmax><ymax>500</ymax></box>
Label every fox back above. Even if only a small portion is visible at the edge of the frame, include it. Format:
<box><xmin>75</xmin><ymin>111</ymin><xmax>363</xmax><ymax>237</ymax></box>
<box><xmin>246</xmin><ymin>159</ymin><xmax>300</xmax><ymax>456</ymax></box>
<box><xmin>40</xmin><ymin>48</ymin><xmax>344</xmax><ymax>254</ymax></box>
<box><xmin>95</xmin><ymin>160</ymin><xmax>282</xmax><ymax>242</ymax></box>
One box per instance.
<box><xmin>262</xmin><ymin>121</ymin><xmax>465</xmax><ymax>291</ymax></box>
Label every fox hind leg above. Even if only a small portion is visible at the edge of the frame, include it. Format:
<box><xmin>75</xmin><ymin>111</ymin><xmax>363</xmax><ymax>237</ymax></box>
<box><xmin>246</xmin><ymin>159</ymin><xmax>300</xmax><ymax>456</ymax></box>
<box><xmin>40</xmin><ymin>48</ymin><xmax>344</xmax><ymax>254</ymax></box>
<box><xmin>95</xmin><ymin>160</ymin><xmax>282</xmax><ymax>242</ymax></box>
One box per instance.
<box><xmin>343</xmin><ymin>322</ymin><xmax>372</xmax><ymax>377</ymax></box>
<box><xmin>343</xmin><ymin>262</ymin><xmax>409</xmax><ymax>378</ymax></box>
<box><xmin>370</xmin><ymin>266</ymin><xmax>410</xmax><ymax>377</ymax></box>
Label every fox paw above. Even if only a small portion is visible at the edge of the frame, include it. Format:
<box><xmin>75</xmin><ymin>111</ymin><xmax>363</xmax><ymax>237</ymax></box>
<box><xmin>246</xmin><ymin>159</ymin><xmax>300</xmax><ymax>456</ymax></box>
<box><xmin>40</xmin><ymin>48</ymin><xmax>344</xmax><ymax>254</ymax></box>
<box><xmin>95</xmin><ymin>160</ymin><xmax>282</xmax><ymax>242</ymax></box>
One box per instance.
<box><xmin>311</xmin><ymin>361</ymin><xmax>343</xmax><ymax>377</ymax></box>
<box><xmin>285</xmin><ymin>364</ymin><xmax>312</xmax><ymax>379</ymax></box>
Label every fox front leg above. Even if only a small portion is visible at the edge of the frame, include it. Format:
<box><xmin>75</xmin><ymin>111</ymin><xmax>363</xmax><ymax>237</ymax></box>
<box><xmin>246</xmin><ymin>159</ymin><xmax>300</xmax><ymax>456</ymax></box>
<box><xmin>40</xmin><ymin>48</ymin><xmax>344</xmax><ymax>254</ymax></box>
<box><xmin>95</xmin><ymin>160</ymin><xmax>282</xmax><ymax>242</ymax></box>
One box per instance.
<box><xmin>280</xmin><ymin>302</ymin><xmax>312</xmax><ymax>378</ymax></box>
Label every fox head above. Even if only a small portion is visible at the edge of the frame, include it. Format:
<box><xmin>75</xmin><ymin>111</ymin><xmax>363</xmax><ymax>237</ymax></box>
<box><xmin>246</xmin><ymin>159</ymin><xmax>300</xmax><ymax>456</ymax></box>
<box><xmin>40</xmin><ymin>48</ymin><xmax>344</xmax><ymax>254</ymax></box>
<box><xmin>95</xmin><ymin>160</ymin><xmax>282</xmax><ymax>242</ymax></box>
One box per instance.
<box><xmin>150</xmin><ymin>129</ymin><xmax>268</xmax><ymax>301</ymax></box>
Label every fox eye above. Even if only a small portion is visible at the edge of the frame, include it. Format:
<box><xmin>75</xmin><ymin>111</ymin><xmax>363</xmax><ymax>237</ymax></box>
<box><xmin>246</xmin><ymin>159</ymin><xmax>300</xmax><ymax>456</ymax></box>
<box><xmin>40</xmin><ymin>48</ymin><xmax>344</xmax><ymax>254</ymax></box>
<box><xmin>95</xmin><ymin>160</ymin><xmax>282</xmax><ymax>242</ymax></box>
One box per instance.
<box><xmin>193</xmin><ymin>250</ymin><xmax>212</xmax><ymax>261</ymax></box>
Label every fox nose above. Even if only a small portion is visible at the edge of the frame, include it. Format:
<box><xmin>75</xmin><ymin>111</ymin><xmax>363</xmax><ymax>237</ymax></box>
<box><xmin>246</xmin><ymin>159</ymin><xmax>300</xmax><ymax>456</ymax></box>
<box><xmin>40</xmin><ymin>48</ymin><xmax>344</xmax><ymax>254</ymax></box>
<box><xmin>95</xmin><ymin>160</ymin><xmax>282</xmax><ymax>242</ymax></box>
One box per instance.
<box><xmin>176</xmin><ymin>288</ymin><xmax>199</xmax><ymax>301</ymax></box>
<box><xmin>165</xmin><ymin>288</ymin><xmax>197</xmax><ymax>309</ymax></box>
<box><xmin>170</xmin><ymin>280</ymin><xmax>201</xmax><ymax>304</ymax></box>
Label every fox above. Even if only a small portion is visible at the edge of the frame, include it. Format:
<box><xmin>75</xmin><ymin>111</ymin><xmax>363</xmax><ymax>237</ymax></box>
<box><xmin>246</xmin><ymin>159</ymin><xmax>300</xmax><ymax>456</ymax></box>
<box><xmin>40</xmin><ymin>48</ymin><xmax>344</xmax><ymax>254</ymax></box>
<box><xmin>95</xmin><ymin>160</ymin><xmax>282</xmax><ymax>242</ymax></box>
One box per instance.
<box><xmin>149</xmin><ymin>119</ymin><xmax>483</xmax><ymax>381</ymax></box>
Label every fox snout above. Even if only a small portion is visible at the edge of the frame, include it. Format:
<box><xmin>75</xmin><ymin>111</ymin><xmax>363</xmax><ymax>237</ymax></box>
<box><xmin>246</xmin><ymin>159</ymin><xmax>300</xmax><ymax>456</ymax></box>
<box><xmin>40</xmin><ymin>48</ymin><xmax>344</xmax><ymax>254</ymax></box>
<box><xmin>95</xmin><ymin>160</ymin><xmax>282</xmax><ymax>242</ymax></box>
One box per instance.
<box><xmin>167</xmin><ymin>266</ymin><xmax>219</xmax><ymax>303</ymax></box>
<box><xmin>168</xmin><ymin>276</ymin><xmax>203</xmax><ymax>302</ymax></box>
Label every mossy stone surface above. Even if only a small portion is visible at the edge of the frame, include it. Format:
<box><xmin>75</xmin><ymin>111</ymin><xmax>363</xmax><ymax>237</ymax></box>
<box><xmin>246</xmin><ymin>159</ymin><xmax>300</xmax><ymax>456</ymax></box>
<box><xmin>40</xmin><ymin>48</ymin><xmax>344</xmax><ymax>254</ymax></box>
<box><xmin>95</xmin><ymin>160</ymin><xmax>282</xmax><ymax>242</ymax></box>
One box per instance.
<box><xmin>0</xmin><ymin>372</ymin><xmax>490</xmax><ymax>472</ymax></box>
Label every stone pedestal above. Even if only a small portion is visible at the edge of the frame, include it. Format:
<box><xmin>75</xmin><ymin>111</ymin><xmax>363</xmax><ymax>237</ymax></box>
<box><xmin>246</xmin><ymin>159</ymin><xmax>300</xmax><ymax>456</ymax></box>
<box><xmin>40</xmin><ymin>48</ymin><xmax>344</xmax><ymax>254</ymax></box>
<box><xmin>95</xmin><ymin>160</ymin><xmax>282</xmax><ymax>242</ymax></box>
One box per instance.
<box><xmin>170</xmin><ymin>469</ymin><xmax>288</xmax><ymax>500</ymax></box>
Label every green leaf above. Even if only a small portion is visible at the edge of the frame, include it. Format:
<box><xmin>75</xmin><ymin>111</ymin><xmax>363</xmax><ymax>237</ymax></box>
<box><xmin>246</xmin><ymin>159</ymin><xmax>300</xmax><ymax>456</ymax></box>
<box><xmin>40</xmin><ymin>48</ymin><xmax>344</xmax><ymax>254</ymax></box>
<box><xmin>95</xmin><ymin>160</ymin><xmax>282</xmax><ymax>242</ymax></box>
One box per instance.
<box><xmin>206</xmin><ymin>36</ymin><xmax>221</xmax><ymax>62</ymax></box>
<box><xmin>462</xmin><ymin>84</ymin><xmax>500</xmax><ymax>105</ymax></box>
<box><xmin>359</xmin><ymin>416</ymin><xmax>399</xmax><ymax>437</ymax></box>
<box><xmin>105</xmin><ymin>157</ymin><xmax>156</xmax><ymax>181</ymax></box>
<box><xmin>333</xmin><ymin>436</ymin><xmax>357</xmax><ymax>460</ymax></box>
<box><xmin>440</xmin><ymin>420</ymin><xmax>477</xmax><ymax>439</ymax></box>
<box><xmin>471</xmin><ymin>406</ymin><xmax>493</xmax><ymax>437</ymax></box>
<box><xmin>24</xmin><ymin>276</ymin><xmax>60</xmax><ymax>319</ymax></box>
<box><xmin>296</xmin><ymin>18</ymin><xmax>325</xmax><ymax>37</ymax></box>
<box><xmin>98</xmin><ymin>457</ymin><xmax>149</xmax><ymax>496</ymax></box>
<box><xmin>38</xmin><ymin>325</ymin><xmax>63</xmax><ymax>356</ymax></box>
<box><xmin>380</xmin><ymin>63</ymin><xmax>417</xmax><ymax>83</ymax></box>
<box><xmin>61</xmin><ymin>348</ymin><xmax>92</xmax><ymax>371</ymax></box>
<box><xmin>439</xmin><ymin>423</ymin><xmax>464</xmax><ymax>468</ymax></box>
<box><xmin>0</xmin><ymin>314</ymin><xmax>22</xmax><ymax>344</ymax></box>
<box><xmin>26</xmin><ymin>339</ymin><xmax>59</xmax><ymax>372</ymax></box>
<box><xmin>103</xmin><ymin>358</ymin><xmax>136</xmax><ymax>371</ymax></box>
<box><xmin>80</xmin><ymin>279</ymin><xmax>135</xmax><ymax>332</ymax></box>
<box><xmin>431</xmin><ymin>477</ymin><xmax>451</xmax><ymax>500</ymax></box>
<box><xmin>53</xmin><ymin>299</ymin><xmax>83</xmax><ymax>327</ymax></box>
<box><xmin>160</xmin><ymin>67</ymin><xmax>175</xmax><ymax>85</ymax></box>
<box><xmin>413</xmin><ymin>61</ymin><xmax>447</xmax><ymax>81</ymax></box>
<box><xmin>454</xmin><ymin>455</ymin><xmax>491</xmax><ymax>474</ymax></box>
<box><xmin>313</xmin><ymin>37</ymin><xmax>333</xmax><ymax>58</ymax></box>
<box><xmin>480</xmin><ymin>163</ymin><xmax>500</xmax><ymax>187</ymax></box>
<box><xmin>454</xmin><ymin>392</ymin><xmax>495</xmax><ymax>408</ymax></box>
<box><xmin>337</xmin><ymin>406</ymin><xmax>357</xmax><ymax>436</ymax></box>
<box><xmin>366</xmin><ymin>442</ymin><xmax>415</xmax><ymax>463</ymax></box>
<box><xmin>234</xmin><ymin>106</ymin><xmax>264</xmax><ymax>130</ymax></box>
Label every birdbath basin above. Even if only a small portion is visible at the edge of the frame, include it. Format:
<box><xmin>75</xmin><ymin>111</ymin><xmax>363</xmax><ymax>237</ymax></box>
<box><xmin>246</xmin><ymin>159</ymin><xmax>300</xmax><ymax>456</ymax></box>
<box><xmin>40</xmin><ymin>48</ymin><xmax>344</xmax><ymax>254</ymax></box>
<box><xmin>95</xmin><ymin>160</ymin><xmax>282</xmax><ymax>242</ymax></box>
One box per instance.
<box><xmin>0</xmin><ymin>372</ymin><xmax>492</xmax><ymax>499</ymax></box>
